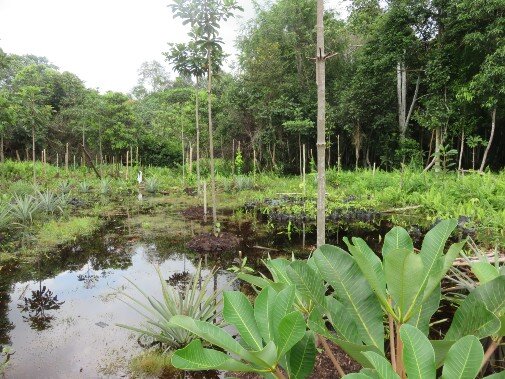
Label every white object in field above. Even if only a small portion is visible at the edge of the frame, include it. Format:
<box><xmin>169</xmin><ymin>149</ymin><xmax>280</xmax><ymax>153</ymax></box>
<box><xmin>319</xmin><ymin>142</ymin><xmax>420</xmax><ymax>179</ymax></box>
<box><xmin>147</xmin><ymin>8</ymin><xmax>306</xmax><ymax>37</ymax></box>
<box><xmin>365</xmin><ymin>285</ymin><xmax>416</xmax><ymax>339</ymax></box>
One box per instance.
<box><xmin>137</xmin><ymin>192</ymin><xmax>143</xmax><ymax>201</ymax></box>
<box><xmin>137</xmin><ymin>171</ymin><xmax>143</xmax><ymax>184</ymax></box>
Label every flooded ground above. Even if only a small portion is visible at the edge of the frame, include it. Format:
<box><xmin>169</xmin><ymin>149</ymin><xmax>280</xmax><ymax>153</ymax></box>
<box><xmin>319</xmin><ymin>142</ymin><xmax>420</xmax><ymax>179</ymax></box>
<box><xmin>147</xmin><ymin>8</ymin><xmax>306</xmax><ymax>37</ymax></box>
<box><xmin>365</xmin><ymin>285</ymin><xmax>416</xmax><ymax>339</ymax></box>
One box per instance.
<box><xmin>0</xmin><ymin>196</ymin><xmax>431</xmax><ymax>378</ymax></box>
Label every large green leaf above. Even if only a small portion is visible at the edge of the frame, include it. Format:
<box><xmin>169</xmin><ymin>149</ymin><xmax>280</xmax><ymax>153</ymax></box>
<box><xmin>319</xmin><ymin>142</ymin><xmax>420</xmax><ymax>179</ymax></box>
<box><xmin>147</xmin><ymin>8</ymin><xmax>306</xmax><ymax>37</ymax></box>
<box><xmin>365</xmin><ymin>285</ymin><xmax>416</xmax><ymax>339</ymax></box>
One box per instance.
<box><xmin>272</xmin><ymin>285</ymin><xmax>297</xmax><ymax>336</ymax></box>
<box><xmin>255</xmin><ymin>286</ymin><xmax>277</xmax><ymax>342</ymax></box>
<box><xmin>400</xmin><ymin>324</ymin><xmax>436</xmax><ymax>379</ymax></box>
<box><xmin>223</xmin><ymin>291</ymin><xmax>263</xmax><ymax>351</ymax></box>
<box><xmin>248</xmin><ymin>341</ymin><xmax>278</xmax><ymax>369</ymax></box>
<box><xmin>406</xmin><ymin>220</ymin><xmax>457</xmax><ymax>316</ymax></box>
<box><xmin>343</xmin><ymin>373</ymin><xmax>376</xmax><ymax>379</ymax></box>
<box><xmin>431</xmin><ymin>340</ymin><xmax>456</xmax><ymax>368</ymax></box>
<box><xmin>237</xmin><ymin>273</ymin><xmax>273</xmax><ymax>289</ymax></box>
<box><xmin>345</xmin><ymin>237</ymin><xmax>388</xmax><ymax>307</ymax></box>
<box><xmin>170</xmin><ymin>315</ymin><xmax>246</xmax><ymax>358</ymax></box>
<box><xmin>445</xmin><ymin>293</ymin><xmax>500</xmax><ymax>340</ymax></box>
<box><xmin>474</xmin><ymin>276</ymin><xmax>505</xmax><ymax>336</ymax></box>
<box><xmin>471</xmin><ymin>262</ymin><xmax>500</xmax><ymax>284</ymax></box>
<box><xmin>288</xmin><ymin>331</ymin><xmax>317</xmax><ymax>379</ymax></box>
<box><xmin>325</xmin><ymin>296</ymin><xmax>361</xmax><ymax>343</ymax></box>
<box><xmin>407</xmin><ymin>285</ymin><xmax>441</xmax><ymax>335</ymax></box>
<box><xmin>441</xmin><ymin>335</ymin><xmax>484</xmax><ymax>379</ymax></box>
<box><xmin>171</xmin><ymin>339</ymin><xmax>256</xmax><ymax>372</ymax></box>
<box><xmin>424</xmin><ymin>240</ymin><xmax>467</xmax><ymax>301</ymax></box>
<box><xmin>313</xmin><ymin>244</ymin><xmax>384</xmax><ymax>352</ymax></box>
<box><xmin>362</xmin><ymin>351</ymin><xmax>400</xmax><ymax>379</ymax></box>
<box><xmin>382</xmin><ymin>226</ymin><xmax>413</xmax><ymax>257</ymax></box>
<box><xmin>287</xmin><ymin>260</ymin><xmax>326</xmax><ymax>311</ymax></box>
<box><xmin>276</xmin><ymin>311</ymin><xmax>306</xmax><ymax>357</ymax></box>
<box><xmin>384</xmin><ymin>247</ymin><xmax>424</xmax><ymax>320</ymax></box>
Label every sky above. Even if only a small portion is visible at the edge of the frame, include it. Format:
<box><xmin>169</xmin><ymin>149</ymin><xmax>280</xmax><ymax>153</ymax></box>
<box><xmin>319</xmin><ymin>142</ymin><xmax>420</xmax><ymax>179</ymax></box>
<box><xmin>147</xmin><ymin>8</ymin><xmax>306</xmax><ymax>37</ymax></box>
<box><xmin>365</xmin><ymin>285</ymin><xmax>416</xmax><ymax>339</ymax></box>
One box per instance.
<box><xmin>0</xmin><ymin>0</ymin><xmax>349</xmax><ymax>94</ymax></box>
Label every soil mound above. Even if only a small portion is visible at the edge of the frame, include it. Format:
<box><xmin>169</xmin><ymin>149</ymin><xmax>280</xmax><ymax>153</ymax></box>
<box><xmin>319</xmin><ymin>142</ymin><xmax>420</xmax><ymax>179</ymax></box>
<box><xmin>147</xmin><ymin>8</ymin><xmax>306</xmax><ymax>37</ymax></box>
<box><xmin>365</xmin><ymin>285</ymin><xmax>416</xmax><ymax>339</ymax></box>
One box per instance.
<box><xmin>186</xmin><ymin>232</ymin><xmax>240</xmax><ymax>253</ymax></box>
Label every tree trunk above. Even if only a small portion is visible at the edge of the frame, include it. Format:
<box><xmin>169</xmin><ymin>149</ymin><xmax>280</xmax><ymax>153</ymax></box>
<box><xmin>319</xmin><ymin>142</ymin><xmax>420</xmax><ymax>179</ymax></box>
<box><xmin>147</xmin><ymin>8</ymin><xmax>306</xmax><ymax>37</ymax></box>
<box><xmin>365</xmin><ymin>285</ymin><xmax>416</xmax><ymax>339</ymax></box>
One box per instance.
<box><xmin>458</xmin><ymin>129</ymin><xmax>464</xmax><ymax>171</ymax></box>
<box><xmin>434</xmin><ymin>127</ymin><xmax>441</xmax><ymax>173</ymax></box>
<box><xmin>32</xmin><ymin>124</ymin><xmax>36</xmax><ymax>184</ymax></box>
<box><xmin>397</xmin><ymin>61</ymin><xmax>406</xmax><ymax>140</ymax></box>
<box><xmin>0</xmin><ymin>133</ymin><xmax>4</xmax><ymax>163</ymax></box>
<box><xmin>316</xmin><ymin>0</ymin><xmax>326</xmax><ymax>247</ymax></box>
<box><xmin>195</xmin><ymin>77</ymin><xmax>201</xmax><ymax>194</ymax></box>
<box><xmin>207</xmin><ymin>48</ymin><xmax>218</xmax><ymax>233</ymax></box>
<box><xmin>479</xmin><ymin>107</ymin><xmax>496</xmax><ymax>173</ymax></box>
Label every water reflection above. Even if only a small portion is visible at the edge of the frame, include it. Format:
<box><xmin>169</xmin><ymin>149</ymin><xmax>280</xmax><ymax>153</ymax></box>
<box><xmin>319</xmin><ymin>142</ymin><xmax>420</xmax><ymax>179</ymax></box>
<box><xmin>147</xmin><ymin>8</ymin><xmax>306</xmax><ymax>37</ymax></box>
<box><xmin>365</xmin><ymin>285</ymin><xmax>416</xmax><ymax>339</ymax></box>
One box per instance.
<box><xmin>18</xmin><ymin>284</ymin><xmax>64</xmax><ymax>331</ymax></box>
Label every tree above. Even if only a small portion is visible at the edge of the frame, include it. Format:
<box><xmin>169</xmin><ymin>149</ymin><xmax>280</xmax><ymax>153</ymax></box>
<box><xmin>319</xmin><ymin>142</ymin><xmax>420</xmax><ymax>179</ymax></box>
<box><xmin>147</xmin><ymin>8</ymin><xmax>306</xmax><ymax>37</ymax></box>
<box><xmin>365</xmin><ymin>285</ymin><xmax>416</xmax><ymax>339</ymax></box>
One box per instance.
<box><xmin>170</xmin><ymin>0</ymin><xmax>242</xmax><ymax>233</ymax></box>
<box><xmin>132</xmin><ymin>60</ymin><xmax>172</xmax><ymax>99</ymax></box>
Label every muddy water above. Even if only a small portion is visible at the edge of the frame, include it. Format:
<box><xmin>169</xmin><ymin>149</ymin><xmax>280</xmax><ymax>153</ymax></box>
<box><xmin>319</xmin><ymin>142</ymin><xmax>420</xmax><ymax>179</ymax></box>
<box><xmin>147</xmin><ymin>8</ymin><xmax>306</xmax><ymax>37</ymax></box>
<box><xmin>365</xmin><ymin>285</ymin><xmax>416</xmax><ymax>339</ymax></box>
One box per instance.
<box><xmin>0</xmin><ymin>232</ymin><xmax>237</xmax><ymax>378</ymax></box>
<box><xmin>0</xmin><ymin>202</ymin><xmax>395</xmax><ymax>379</ymax></box>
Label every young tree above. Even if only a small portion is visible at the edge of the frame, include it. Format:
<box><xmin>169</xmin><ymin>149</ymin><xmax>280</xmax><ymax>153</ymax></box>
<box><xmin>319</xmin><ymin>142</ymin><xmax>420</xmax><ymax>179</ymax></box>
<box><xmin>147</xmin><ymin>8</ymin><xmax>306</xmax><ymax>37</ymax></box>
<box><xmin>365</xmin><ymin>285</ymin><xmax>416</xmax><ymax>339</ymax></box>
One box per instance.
<box><xmin>170</xmin><ymin>0</ymin><xmax>242</xmax><ymax>233</ymax></box>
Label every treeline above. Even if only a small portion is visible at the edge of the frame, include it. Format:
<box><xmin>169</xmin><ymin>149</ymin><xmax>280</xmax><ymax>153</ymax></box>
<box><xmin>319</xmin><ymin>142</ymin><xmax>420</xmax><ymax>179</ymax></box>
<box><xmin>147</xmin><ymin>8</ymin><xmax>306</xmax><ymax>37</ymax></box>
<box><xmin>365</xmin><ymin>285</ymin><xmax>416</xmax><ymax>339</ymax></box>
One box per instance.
<box><xmin>0</xmin><ymin>0</ymin><xmax>503</xmax><ymax>172</ymax></box>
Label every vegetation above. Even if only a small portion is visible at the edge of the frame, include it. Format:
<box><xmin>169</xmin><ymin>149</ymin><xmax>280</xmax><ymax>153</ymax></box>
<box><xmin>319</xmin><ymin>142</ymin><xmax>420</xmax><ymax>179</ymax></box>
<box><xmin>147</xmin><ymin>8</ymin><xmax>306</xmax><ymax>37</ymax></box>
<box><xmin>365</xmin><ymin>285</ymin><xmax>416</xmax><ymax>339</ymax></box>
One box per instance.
<box><xmin>118</xmin><ymin>263</ymin><xmax>226</xmax><ymax>350</ymax></box>
<box><xmin>170</xmin><ymin>221</ymin><xmax>504</xmax><ymax>378</ymax></box>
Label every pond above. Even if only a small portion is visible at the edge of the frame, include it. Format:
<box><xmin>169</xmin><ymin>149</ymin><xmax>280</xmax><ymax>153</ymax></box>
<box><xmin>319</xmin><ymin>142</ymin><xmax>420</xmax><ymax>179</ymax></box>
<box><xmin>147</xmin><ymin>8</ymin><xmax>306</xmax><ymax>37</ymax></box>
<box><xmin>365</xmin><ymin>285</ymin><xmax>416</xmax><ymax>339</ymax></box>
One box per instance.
<box><xmin>0</xmin><ymin>200</ymin><xmax>414</xmax><ymax>378</ymax></box>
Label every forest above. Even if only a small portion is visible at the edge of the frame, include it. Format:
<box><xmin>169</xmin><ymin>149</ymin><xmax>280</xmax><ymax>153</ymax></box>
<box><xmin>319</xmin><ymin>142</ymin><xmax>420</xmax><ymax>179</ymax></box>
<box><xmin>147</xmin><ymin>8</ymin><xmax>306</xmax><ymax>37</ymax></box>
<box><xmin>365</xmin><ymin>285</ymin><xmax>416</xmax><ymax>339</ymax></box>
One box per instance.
<box><xmin>0</xmin><ymin>0</ymin><xmax>503</xmax><ymax>172</ymax></box>
<box><xmin>0</xmin><ymin>0</ymin><xmax>504</xmax><ymax>378</ymax></box>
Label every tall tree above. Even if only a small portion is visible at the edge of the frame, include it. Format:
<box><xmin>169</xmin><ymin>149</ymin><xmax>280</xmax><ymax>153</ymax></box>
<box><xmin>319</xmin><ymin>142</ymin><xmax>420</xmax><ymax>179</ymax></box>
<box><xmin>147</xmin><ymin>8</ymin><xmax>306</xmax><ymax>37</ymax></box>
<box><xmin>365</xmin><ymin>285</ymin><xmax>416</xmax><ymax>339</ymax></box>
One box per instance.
<box><xmin>170</xmin><ymin>0</ymin><xmax>242</xmax><ymax>233</ymax></box>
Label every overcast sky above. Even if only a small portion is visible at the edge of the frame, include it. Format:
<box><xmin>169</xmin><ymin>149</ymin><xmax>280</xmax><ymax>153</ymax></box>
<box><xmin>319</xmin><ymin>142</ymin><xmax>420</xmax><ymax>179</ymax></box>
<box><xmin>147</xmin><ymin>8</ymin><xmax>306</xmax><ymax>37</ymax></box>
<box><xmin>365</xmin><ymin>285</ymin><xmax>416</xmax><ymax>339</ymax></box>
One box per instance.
<box><xmin>0</xmin><ymin>0</ymin><xmax>349</xmax><ymax>94</ymax></box>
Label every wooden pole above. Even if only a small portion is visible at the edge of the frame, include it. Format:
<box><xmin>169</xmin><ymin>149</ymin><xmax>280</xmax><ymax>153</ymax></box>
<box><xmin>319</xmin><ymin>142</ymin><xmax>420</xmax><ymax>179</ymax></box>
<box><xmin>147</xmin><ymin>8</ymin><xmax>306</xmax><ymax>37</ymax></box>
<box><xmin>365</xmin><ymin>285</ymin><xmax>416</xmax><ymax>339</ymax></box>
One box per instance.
<box><xmin>126</xmin><ymin>150</ymin><xmax>129</xmax><ymax>180</ymax></box>
<box><xmin>65</xmin><ymin>143</ymin><xmax>69</xmax><ymax>171</ymax></box>
<box><xmin>56</xmin><ymin>152</ymin><xmax>59</xmax><ymax>168</ymax></box>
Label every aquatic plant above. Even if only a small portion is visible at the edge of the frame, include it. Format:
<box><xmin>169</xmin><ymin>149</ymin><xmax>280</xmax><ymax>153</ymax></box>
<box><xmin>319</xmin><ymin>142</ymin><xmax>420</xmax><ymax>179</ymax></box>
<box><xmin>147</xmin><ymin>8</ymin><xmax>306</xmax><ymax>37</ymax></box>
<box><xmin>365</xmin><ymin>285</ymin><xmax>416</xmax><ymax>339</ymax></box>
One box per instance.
<box><xmin>0</xmin><ymin>346</ymin><xmax>11</xmax><ymax>374</ymax></box>
<box><xmin>145</xmin><ymin>177</ymin><xmax>159</xmax><ymax>194</ymax></box>
<box><xmin>118</xmin><ymin>262</ymin><xmax>225</xmax><ymax>349</ymax></box>
<box><xmin>10</xmin><ymin>194</ymin><xmax>40</xmax><ymax>226</ymax></box>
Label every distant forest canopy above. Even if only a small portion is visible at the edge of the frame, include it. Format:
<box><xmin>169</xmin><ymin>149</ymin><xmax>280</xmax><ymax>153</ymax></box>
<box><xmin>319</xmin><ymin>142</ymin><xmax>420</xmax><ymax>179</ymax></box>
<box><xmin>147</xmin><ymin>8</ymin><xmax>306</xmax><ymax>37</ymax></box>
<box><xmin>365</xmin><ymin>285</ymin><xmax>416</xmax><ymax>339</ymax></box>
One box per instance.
<box><xmin>0</xmin><ymin>0</ymin><xmax>503</xmax><ymax>172</ymax></box>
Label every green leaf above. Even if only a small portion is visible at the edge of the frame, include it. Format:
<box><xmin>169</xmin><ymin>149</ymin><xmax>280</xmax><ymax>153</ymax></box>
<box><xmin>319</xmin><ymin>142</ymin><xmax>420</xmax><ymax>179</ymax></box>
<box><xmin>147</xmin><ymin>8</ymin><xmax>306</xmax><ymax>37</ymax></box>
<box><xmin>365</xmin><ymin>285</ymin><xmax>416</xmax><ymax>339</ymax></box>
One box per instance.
<box><xmin>313</xmin><ymin>244</ymin><xmax>384</xmax><ymax>352</ymax></box>
<box><xmin>223</xmin><ymin>291</ymin><xmax>263</xmax><ymax>351</ymax></box>
<box><xmin>343</xmin><ymin>373</ymin><xmax>376</xmax><ymax>379</ymax></box>
<box><xmin>237</xmin><ymin>273</ymin><xmax>273</xmax><ymax>289</ymax></box>
<box><xmin>472</xmin><ymin>262</ymin><xmax>500</xmax><ymax>284</ymax></box>
<box><xmin>425</xmin><ymin>240</ymin><xmax>467</xmax><ymax>301</ymax></box>
<box><xmin>474</xmin><ymin>276</ymin><xmax>505</xmax><ymax>337</ymax></box>
<box><xmin>446</xmin><ymin>293</ymin><xmax>500</xmax><ymax>340</ymax></box>
<box><xmin>255</xmin><ymin>286</ymin><xmax>277</xmax><ymax>342</ymax></box>
<box><xmin>288</xmin><ymin>331</ymin><xmax>317</xmax><ymax>379</ymax></box>
<box><xmin>431</xmin><ymin>340</ymin><xmax>456</xmax><ymax>368</ymax></box>
<box><xmin>382</xmin><ymin>226</ymin><xmax>413</xmax><ymax>257</ymax></box>
<box><xmin>384</xmin><ymin>247</ymin><xmax>424</xmax><ymax>321</ymax></box>
<box><xmin>400</xmin><ymin>324</ymin><xmax>436</xmax><ymax>379</ymax></box>
<box><xmin>170</xmin><ymin>315</ymin><xmax>247</xmax><ymax>359</ymax></box>
<box><xmin>325</xmin><ymin>296</ymin><xmax>361</xmax><ymax>343</ymax></box>
<box><xmin>407</xmin><ymin>285</ymin><xmax>441</xmax><ymax>335</ymax></box>
<box><xmin>362</xmin><ymin>351</ymin><xmax>400</xmax><ymax>379</ymax></box>
<box><xmin>276</xmin><ymin>311</ymin><xmax>306</xmax><ymax>357</ymax></box>
<box><xmin>345</xmin><ymin>237</ymin><xmax>388</xmax><ymax>307</ymax></box>
<box><xmin>441</xmin><ymin>335</ymin><xmax>484</xmax><ymax>379</ymax></box>
<box><xmin>272</xmin><ymin>285</ymin><xmax>296</xmax><ymax>335</ymax></box>
<box><xmin>287</xmin><ymin>261</ymin><xmax>326</xmax><ymax>311</ymax></box>
<box><xmin>171</xmin><ymin>339</ymin><xmax>255</xmax><ymax>372</ymax></box>
<box><xmin>248</xmin><ymin>341</ymin><xmax>278</xmax><ymax>369</ymax></box>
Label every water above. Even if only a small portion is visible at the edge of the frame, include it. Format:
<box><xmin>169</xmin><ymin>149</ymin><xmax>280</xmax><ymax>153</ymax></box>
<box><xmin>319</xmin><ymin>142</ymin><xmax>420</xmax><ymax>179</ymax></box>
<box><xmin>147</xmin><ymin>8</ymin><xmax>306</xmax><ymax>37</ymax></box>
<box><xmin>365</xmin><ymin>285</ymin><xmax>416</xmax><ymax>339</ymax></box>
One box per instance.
<box><xmin>0</xmin><ymin>203</ymin><xmax>394</xmax><ymax>378</ymax></box>
<box><xmin>1</xmin><ymin>231</ymin><xmax>237</xmax><ymax>378</ymax></box>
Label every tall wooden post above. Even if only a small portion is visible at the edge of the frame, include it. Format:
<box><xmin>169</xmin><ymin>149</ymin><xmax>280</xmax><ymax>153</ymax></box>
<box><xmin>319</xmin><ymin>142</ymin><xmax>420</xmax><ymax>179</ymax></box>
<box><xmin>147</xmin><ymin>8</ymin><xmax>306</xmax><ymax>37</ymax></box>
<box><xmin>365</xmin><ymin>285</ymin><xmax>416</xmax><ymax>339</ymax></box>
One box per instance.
<box><xmin>316</xmin><ymin>0</ymin><xmax>328</xmax><ymax>247</ymax></box>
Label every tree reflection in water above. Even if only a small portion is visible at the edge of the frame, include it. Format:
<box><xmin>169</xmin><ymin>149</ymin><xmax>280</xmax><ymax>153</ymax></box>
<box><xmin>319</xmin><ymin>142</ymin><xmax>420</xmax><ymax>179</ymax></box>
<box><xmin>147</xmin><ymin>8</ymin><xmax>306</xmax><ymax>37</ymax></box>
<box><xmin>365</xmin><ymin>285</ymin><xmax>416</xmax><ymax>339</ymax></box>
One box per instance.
<box><xmin>18</xmin><ymin>284</ymin><xmax>64</xmax><ymax>331</ymax></box>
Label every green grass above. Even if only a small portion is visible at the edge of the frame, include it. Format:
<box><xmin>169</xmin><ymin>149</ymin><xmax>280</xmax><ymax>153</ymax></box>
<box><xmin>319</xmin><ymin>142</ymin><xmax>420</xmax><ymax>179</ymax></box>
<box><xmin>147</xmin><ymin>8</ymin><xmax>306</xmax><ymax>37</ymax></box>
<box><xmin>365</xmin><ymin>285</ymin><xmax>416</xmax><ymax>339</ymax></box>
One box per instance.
<box><xmin>129</xmin><ymin>350</ymin><xmax>176</xmax><ymax>378</ymax></box>
<box><xmin>36</xmin><ymin>216</ymin><xmax>103</xmax><ymax>252</ymax></box>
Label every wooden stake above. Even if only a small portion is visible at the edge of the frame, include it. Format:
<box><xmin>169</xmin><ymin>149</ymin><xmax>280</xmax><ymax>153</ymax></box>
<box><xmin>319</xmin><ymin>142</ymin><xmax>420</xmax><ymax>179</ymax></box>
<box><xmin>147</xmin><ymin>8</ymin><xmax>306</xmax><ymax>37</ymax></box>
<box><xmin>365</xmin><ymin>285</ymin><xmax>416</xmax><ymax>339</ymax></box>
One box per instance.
<box><xmin>65</xmin><ymin>143</ymin><xmax>69</xmax><ymax>171</ymax></box>
<box><xmin>16</xmin><ymin>150</ymin><xmax>21</xmax><ymax>162</ymax></box>
<box><xmin>126</xmin><ymin>150</ymin><xmax>129</xmax><ymax>180</ymax></box>
<box><xmin>56</xmin><ymin>153</ymin><xmax>59</xmax><ymax>168</ymax></box>
<box><xmin>203</xmin><ymin>181</ymin><xmax>208</xmax><ymax>216</ymax></box>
